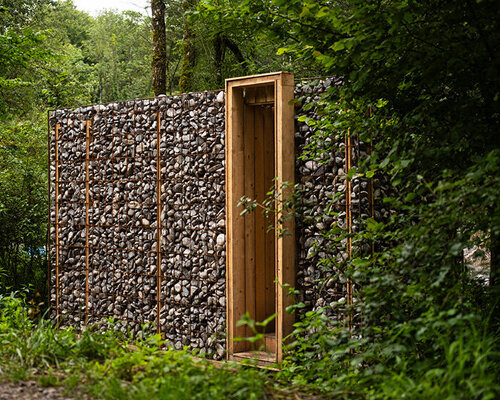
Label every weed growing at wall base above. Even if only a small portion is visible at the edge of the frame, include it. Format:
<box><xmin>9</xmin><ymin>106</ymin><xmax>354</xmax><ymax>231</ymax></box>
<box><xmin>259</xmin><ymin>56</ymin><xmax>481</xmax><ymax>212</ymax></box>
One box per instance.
<box><xmin>0</xmin><ymin>293</ymin><xmax>267</xmax><ymax>400</ymax></box>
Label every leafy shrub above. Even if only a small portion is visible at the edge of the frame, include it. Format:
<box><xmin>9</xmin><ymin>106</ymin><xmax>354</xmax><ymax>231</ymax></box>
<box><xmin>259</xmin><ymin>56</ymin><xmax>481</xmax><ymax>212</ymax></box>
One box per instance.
<box><xmin>0</xmin><ymin>292</ymin><xmax>267</xmax><ymax>400</ymax></box>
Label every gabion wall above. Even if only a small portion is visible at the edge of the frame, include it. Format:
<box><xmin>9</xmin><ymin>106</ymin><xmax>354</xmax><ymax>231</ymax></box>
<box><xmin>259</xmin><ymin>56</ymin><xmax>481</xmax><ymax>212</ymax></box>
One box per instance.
<box><xmin>294</xmin><ymin>78</ymin><xmax>391</xmax><ymax>325</ymax></box>
<box><xmin>49</xmin><ymin>78</ymin><xmax>381</xmax><ymax>359</ymax></box>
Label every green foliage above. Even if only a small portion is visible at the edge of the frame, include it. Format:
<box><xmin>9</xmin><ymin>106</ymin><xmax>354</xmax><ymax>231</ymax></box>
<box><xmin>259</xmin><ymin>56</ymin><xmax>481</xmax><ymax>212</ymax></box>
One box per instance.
<box><xmin>238</xmin><ymin>180</ymin><xmax>300</xmax><ymax>240</ymax></box>
<box><xmin>234</xmin><ymin>311</ymin><xmax>277</xmax><ymax>351</ymax></box>
<box><xmin>0</xmin><ymin>1</ymin><xmax>158</xmax><ymax>300</ymax></box>
<box><xmin>85</xmin><ymin>10</ymin><xmax>153</xmax><ymax>102</ymax></box>
<box><xmin>0</xmin><ymin>116</ymin><xmax>47</xmax><ymax>299</ymax></box>
<box><xmin>205</xmin><ymin>0</ymin><xmax>500</xmax><ymax>397</ymax></box>
<box><xmin>0</xmin><ymin>293</ymin><xmax>267</xmax><ymax>400</ymax></box>
<box><xmin>0</xmin><ymin>26</ymin><xmax>50</xmax><ymax>115</ymax></box>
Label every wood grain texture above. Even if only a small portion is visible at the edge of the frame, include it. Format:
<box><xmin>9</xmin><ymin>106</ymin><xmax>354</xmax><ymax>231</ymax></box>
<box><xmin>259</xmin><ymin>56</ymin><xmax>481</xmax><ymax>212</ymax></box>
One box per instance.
<box><xmin>156</xmin><ymin>110</ymin><xmax>162</xmax><ymax>335</ymax></box>
<box><xmin>254</xmin><ymin>106</ymin><xmax>266</xmax><ymax>326</ymax></box>
<box><xmin>226</xmin><ymin>72</ymin><xmax>295</xmax><ymax>363</ymax></box>
<box><xmin>275</xmin><ymin>74</ymin><xmax>295</xmax><ymax>363</ymax></box>
<box><xmin>244</xmin><ymin>103</ymin><xmax>256</xmax><ymax>339</ymax></box>
<box><xmin>263</xmin><ymin>104</ymin><xmax>276</xmax><ymax>333</ymax></box>
<box><xmin>226</xmin><ymin>83</ymin><xmax>246</xmax><ymax>354</ymax></box>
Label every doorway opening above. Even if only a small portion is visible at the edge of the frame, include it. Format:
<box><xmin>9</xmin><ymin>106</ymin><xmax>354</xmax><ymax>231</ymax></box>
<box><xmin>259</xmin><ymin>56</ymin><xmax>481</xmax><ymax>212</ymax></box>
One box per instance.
<box><xmin>225</xmin><ymin>72</ymin><xmax>295</xmax><ymax>364</ymax></box>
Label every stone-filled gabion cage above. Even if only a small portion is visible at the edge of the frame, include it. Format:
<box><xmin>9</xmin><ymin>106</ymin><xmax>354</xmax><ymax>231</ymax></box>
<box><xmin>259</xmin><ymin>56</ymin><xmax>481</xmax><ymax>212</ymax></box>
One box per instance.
<box><xmin>49</xmin><ymin>74</ymin><xmax>388</xmax><ymax>361</ymax></box>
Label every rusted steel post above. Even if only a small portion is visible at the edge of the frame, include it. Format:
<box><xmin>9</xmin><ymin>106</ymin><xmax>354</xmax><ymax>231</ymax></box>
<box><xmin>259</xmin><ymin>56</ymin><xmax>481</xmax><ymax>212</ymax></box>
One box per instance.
<box><xmin>156</xmin><ymin>109</ymin><xmax>162</xmax><ymax>335</ymax></box>
<box><xmin>85</xmin><ymin>120</ymin><xmax>92</xmax><ymax>325</ymax></box>
<box><xmin>345</xmin><ymin>130</ymin><xmax>353</xmax><ymax>324</ymax></box>
<box><xmin>55</xmin><ymin>123</ymin><xmax>60</xmax><ymax>324</ymax></box>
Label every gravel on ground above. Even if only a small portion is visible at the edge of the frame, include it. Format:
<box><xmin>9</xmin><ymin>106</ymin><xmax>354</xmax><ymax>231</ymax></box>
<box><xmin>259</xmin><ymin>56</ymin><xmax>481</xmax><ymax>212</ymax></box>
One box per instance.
<box><xmin>0</xmin><ymin>381</ymin><xmax>77</xmax><ymax>400</ymax></box>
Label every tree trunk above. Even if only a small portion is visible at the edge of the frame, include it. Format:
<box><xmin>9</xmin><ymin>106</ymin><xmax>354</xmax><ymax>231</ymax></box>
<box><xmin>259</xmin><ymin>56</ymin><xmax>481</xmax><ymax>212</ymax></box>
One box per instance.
<box><xmin>179</xmin><ymin>0</ymin><xmax>196</xmax><ymax>93</ymax></box>
<box><xmin>151</xmin><ymin>0</ymin><xmax>167</xmax><ymax>96</ymax></box>
<box><xmin>223</xmin><ymin>37</ymin><xmax>249</xmax><ymax>74</ymax></box>
<box><xmin>214</xmin><ymin>33</ymin><xmax>224</xmax><ymax>88</ymax></box>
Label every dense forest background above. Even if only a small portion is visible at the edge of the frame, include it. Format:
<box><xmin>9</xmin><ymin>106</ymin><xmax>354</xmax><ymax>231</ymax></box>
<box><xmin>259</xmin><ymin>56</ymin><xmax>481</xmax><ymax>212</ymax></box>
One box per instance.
<box><xmin>0</xmin><ymin>0</ymin><xmax>499</xmax><ymax>398</ymax></box>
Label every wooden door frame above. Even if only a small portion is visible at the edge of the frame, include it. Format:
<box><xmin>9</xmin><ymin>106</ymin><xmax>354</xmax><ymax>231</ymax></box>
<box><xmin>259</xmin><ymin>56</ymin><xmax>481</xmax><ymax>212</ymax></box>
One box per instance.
<box><xmin>225</xmin><ymin>72</ymin><xmax>295</xmax><ymax>363</ymax></box>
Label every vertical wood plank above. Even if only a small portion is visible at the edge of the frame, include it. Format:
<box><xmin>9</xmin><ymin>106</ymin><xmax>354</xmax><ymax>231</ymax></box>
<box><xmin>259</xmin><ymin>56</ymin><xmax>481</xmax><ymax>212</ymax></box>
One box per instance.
<box><xmin>254</xmin><ymin>106</ymin><xmax>266</xmax><ymax>326</ymax></box>
<box><xmin>54</xmin><ymin>123</ymin><xmax>60</xmax><ymax>324</ymax></box>
<box><xmin>226</xmin><ymin>84</ymin><xmax>247</xmax><ymax>354</ymax></box>
<box><xmin>47</xmin><ymin>111</ymin><xmax>51</xmax><ymax>319</ymax></box>
<box><xmin>263</xmin><ymin>105</ymin><xmax>275</xmax><ymax>333</ymax></box>
<box><xmin>265</xmin><ymin>85</ymin><xmax>274</xmax><ymax>104</ymax></box>
<box><xmin>367</xmin><ymin>140</ymin><xmax>375</xmax><ymax>256</ymax></box>
<box><xmin>244</xmin><ymin>103</ymin><xmax>255</xmax><ymax>339</ymax></box>
<box><xmin>275</xmin><ymin>73</ymin><xmax>295</xmax><ymax>363</ymax></box>
<box><xmin>225</xmin><ymin>83</ymin><xmax>232</xmax><ymax>356</ymax></box>
<box><xmin>85</xmin><ymin>120</ymin><xmax>91</xmax><ymax>325</ymax></box>
<box><xmin>244</xmin><ymin>87</ymin><xmax>253</xmax><ymax>104</ymax></box>
<box><xmin>367</xmin><ymin>108</ymin><xmax>375</xmax><ymax>257</ymax></box>
<box><xmin>255</xmin><ymin>87</ymin><xmax>267</xmax><ymax>104</ymax></box>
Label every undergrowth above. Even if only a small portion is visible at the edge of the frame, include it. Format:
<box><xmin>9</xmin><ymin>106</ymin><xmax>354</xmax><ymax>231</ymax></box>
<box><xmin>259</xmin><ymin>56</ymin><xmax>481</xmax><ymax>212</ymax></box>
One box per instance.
<box><xmin>0</xmin><ymin>292</ymin><xmax>267</xmax><ymax>400</ymax></box>
<box><xmin>279</xmin><ymin>307</ymin><xmax>500</xmax><ymax>400</ymax></box>
<box><xmin>1</xmin><ymin>291</ymin><xmax>499</xmax><ymax>399</ymax></box>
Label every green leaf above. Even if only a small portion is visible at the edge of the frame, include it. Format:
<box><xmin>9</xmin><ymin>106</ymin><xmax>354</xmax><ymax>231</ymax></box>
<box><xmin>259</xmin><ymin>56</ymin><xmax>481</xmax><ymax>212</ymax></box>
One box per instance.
<box><xmin>346</xmin><ymin>167</ymin><xmax>357</xmax><ymax>180</ymax></box>
<box><xmin>404</xmin><ymin>192</ymin><xmax>416</xmax><ymax>202</ymax></box>
<box><xmin>316</xmin><ymin>7</ymin><xmax>330</xmax><ymax>18</ymax></box>
<box><xmin>399</xmin><ymin>159</ymin><xmax>412</xmax><ymax>168</ymax></box>
<box><xmin>331</xmin><ymin>41</ymin><xmax>345</xmax><ymax>52</ymax></box>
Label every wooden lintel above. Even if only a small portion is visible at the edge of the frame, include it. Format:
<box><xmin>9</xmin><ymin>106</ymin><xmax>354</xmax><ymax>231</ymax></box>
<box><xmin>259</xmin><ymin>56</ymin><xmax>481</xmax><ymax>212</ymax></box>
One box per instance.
<box><xmin>227</xmin><ymin>72</ymin><xmax>293</xmax><ymax>89</ymax></box>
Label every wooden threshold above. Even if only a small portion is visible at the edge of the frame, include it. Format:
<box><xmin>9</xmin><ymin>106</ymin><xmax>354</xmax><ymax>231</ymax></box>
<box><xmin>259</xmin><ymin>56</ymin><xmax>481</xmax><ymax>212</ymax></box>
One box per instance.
<box><xmin>230</xmin><ymin>351</ymin><xmax>277</xmax><ymax>366</ymax></box>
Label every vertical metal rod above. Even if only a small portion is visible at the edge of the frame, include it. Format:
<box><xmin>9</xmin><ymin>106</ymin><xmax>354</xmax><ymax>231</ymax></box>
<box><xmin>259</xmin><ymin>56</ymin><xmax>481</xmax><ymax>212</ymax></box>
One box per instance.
<box><xmin>55</xmin><ymin>123</ymin><xmax>60</xmax><ymax>324</ymax></box>
<box><xmin>85</xmin><ymin>120</ymin><xmax>91</xmax><ymax>325</ymax></box>
<box><xmin>345</xmin><ymin>129</ymin><xmax>353</xmax><ymax>324</ymax></box>
<box><xmin>367</xmin><ymin>158</ymin><xmax>375</xmax><ymax>256</ymax></box>
<box><xmin>47</xmin><ymin>111</ymin><xmax>52</xmax><ymax>318</ymax></box>
<box><xmin>367</xmin><ymin>108</ymin><xmax>375</xmax><ymax>257</ymax></box>
<box><xmin>156</xmin><ymin>109</ymin><xmax>162</xmax><ymax>335</ymax></box>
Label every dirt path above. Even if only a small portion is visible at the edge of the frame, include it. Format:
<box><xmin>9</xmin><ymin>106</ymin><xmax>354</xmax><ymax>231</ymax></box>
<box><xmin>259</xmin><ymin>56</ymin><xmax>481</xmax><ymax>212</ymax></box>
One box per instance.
<box><xmin>0</xmin><ymin>381</ymin><xmax>76</xmax><ymax>400</ymax></box>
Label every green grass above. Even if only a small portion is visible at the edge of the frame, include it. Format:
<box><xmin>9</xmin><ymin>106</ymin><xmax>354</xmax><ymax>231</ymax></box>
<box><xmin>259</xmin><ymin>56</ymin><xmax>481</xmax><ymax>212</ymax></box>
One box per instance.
<box><xmin>1</xmin><ymin>293</ymin><xmax>498</xmax><ymax>400</ymax></box>
<box><xmin>0</xmin><ymin>293</ymin><xmax>268</xmax><ymax>400</ymax></box>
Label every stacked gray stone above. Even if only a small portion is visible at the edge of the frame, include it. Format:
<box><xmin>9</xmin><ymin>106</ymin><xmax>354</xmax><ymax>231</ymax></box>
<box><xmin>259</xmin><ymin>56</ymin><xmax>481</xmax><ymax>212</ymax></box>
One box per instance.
<box><xmin>294</xmin><ymin>77</ymin><xmax>349</xmax><ymax>320</ymax></box>
<box><xmin>294</xmin><ymin>77</ymin><xmax>392</xmax><ymax>323</ymax></box>
<box><xmin>49</xmin><ymin>91</ymin><xmax>226</xmax><ymax>358</ymax></box>
<box><xmin>158</xmin><ymin>90</ymin><xmax>226</xmax><ymax>357</ymax></box>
